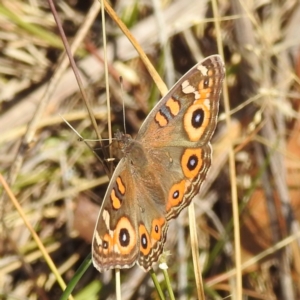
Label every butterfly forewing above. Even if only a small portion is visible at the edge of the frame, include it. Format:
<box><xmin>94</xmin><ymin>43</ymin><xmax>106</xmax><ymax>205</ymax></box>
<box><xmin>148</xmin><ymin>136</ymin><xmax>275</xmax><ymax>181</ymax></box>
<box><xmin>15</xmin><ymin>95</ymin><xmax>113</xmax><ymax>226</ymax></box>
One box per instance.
<box><xmin>137</xmin><ymin>55</ymin><xmax>225</xmax><ymax>147</ymax></box>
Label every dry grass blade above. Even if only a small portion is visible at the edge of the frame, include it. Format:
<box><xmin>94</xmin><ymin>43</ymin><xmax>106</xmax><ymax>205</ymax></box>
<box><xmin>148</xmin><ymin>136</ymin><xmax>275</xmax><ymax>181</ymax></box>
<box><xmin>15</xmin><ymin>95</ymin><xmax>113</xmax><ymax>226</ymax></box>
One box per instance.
<box><xmin>0</xmin><ymin>174</ymin><xmax>74</xmax><ymax>300</ymax></box>
<box><xmin>104</xmin><ymin>0</ymin><xmax>168</xmax><ymax>96</ymax></box>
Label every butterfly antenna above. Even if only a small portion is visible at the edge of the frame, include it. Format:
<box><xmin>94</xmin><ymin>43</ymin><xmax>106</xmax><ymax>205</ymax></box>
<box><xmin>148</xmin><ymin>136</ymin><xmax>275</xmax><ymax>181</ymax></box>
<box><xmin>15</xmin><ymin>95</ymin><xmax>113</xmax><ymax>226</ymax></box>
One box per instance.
<box><xmin>119</xmin><ymin>76</ymin><xmax>126</xmax><ymax>134</ymax></box>
<box><xmin>60</xmin><ymin>115</ymin><xmax>111</xmax><ymax>169</ymax></box>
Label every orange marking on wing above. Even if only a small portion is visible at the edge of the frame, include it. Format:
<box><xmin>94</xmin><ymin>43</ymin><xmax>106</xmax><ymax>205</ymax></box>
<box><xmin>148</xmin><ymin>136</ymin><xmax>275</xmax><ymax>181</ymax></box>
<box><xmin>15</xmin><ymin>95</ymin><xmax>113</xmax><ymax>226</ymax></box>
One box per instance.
<box><xmin>181</xmin><ymin>149</ymin><xmax>203</xmax><ymax>179</ymax></box>
<box><xmin>116</xmin><ymin>177</ymin><xmax>125</xmax><ymax>195</ymax></box>
<box><xmin>110</xmin><ymin>189</ymin><xmax>122</xmax><ymax>210</ymax></box>
<box><xmin>198</xmin><ymin>78</ymin><xmax>212</xmax><ymax>100</ymax></box>
<box><xmin>139</xmin><ymin>224</ymin><xmax>151</xmax><ymax>255</ymax></box>
<box><xmin>101</xmin><ymin>233</ymin><xmax>113</xmax><ymax>255</ymax></box>
<box><xmin>208</xmin><ymin>69</ymin><xmax>214</xmax><ymax>76</ymax></box>
<box><xmin>114</xmin><ymin>217</ymin><xmax>136</xmax><ymax>255</ymax></box>
<box><xmin>151</xmin><ymin>218</ymin><xmax>166</xmax><ymax>241</ymax></box>
<box><xmin>166</xmin><ymin>180</ymin><xmax>186</xmax><ymax>212</ymax></box>
<box><xmin>166</xmin><ymin>98</ymin><xmax>180</xmax><ymax>116</ymax></box>
<box><xmin>155</xmin><ymin>111</ymin><xmax>168</xmax><ymax>127</ymax></box>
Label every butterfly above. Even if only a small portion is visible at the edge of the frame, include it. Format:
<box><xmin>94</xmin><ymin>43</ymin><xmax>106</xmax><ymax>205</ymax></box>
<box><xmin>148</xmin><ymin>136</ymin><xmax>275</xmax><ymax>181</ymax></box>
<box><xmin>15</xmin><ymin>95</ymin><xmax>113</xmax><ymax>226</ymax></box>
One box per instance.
<box><xmin>92</xmin><ymin>55</ymin><xmax>225</xmax><ymax>272</ymax></box>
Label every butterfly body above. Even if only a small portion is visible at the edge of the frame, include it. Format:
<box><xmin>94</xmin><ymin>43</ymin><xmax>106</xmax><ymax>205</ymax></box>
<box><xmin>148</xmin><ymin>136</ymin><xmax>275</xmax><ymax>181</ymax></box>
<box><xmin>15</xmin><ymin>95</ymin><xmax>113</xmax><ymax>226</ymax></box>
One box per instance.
<box><xmin>92</xmin><ymin>55</ymin><xmax>225</xmax><ymax>272</ymax></box>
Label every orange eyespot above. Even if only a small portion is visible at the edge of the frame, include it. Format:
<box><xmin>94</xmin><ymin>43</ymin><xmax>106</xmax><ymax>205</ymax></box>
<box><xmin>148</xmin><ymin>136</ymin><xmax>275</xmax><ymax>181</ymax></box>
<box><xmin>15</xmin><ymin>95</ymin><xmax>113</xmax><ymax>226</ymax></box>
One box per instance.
<box><xmin>151</xmin><ymin>218</ymin><xmax>166</xmax><ymax>241</ymax></box>
<box><xmin>139</xmin><ymin>224</ymin><xmax>151</xmax><ymax>255</ymax></box>
<box><xmin>114</xmin><ymin>217</ymin><xmax>136</xmax><ymax>254</ymax></box>
<box><xmin>166</xmin><ymin>180</ymin><xmax>186</xmax><ymax>212</ymax></box>
<box><xmin>181</xmin><ymin>149</ymin><xmax>202</xmax><ymax>179</ymax></box>
<box><xmin>183</xmin><ymin>104</ymin><xmax>209</xmax><ymax>141</ymax></box>
<box><xmin>101</xmin><ymin>233</ymin><xmax>113</xmax><ymax>255</ymax></box>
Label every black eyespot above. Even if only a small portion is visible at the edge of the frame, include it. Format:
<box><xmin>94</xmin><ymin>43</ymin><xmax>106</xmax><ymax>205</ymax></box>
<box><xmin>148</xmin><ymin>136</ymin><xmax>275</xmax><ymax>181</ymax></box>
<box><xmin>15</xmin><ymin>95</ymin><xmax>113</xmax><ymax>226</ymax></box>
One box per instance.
<box><xmin>155</xmin><ymin>225</ymin><xmax>159</xmax><ymax>233</ymax></box>
<box><xmin>119</xmin><ymin>228</ymin><xmax>130</xmax><ymax>247</ymax></box>
<box><xmin>203</xmin><ymin>78</ymin><xmax>209</xmax><ymax>88</ymax></box>
<box><xmin>173</xmin><ymin>190</ymin><xmax>179</xmax><ymax>199</ymax></box>
<box><xmin>141</xmin><ymin>233</ymin><xmax>148</xmax><ymax>249</ymax></box>
<box><xmin>187</xmin><ymin>155</ymin><xmax>198</xmax><ymax>171</ymax></box>
<box><xmin>103</xmin><ymin>241</ymin><xmax>109</xmax><ymax>249</ymax></box>
<box><xmin>191</xmin><ymin>108</ymin><xmax>204</xmax><ymax>128</ymax></box>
